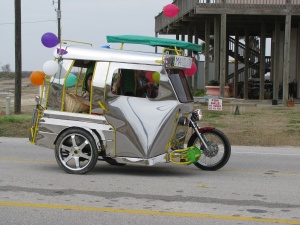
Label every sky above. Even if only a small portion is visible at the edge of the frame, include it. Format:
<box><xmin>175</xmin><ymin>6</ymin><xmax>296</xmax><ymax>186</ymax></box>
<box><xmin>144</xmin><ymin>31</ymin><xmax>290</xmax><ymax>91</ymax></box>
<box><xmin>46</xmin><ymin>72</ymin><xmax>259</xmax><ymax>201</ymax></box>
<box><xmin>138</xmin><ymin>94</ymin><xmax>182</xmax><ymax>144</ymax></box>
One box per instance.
<box><xmin>0</xmin><ymin>0</ymin><xmax>173</xmax><ymax>71</ymax></box>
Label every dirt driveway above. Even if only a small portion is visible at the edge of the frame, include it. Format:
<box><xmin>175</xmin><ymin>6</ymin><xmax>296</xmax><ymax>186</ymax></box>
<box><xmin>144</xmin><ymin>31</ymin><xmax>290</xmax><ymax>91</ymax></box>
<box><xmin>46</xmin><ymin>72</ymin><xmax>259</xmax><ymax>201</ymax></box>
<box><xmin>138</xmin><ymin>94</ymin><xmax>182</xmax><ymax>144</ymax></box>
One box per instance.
<box><xmin>0</xmin><ymin>78</ymin><xmax>39</xmax><ymax>114</ymax></box>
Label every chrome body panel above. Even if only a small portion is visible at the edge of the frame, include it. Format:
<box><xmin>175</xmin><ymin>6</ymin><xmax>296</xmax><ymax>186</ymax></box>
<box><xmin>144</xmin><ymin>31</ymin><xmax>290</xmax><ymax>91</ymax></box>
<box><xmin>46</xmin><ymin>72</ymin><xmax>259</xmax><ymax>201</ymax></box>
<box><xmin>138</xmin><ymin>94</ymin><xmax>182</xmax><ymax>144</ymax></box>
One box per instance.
<box><xmin>114</xmin><ymin>154</ymin><xmax>168</xmax><ymax>166</ymax></box>
<box><xmin>36</xmin><ymin>110</ymin><xmax>114</xmax><ymax>151</ymax></box>
<box><xmin>104</xmin><ymin>63</ymin><xmax>193</xmax><ymax>158</ymax></box>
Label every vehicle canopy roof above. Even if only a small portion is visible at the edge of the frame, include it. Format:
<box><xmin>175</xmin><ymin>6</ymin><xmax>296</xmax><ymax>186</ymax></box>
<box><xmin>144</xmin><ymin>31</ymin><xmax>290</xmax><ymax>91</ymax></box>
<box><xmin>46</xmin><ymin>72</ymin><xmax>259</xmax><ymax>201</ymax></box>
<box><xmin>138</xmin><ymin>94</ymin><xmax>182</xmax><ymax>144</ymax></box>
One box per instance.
<box><xmin>54</xmin><ymin>35</ymin><xmax>201</xmax><ymax>66</ymax></box>
<box><xmin>55</xmin><ymin>45</ymin><xmax>163</xmax><ymax>66</ymax></box>
<box><xmin>106</xmin><ymin>35</ymin><xmax>202</xmax><ymax>52</ymax></box>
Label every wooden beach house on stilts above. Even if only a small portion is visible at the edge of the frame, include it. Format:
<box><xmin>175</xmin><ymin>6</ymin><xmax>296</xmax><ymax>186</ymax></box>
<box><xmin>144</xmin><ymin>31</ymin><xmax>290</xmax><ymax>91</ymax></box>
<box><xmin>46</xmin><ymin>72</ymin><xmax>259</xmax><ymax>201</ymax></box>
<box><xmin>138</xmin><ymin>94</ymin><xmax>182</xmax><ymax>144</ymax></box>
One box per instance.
<box><xmin>155</xmin><ymin>0</ymin><xmax>300</xmax><ymax>105</ymax></box>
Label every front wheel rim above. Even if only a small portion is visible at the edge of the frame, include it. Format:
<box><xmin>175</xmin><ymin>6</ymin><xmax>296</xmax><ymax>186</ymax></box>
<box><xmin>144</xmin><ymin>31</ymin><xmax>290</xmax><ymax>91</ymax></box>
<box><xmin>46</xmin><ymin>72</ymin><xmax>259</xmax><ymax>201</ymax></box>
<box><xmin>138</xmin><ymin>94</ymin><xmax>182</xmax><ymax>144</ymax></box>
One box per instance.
<box><xmin>195</xmin><ymin>133</ymin><xmax>225</xmax><ymax>167</ymax></box>
<box><xmin>58</xmin><ymin>133</ymin><xmax>93</xmax><ymax>171</ymax></box>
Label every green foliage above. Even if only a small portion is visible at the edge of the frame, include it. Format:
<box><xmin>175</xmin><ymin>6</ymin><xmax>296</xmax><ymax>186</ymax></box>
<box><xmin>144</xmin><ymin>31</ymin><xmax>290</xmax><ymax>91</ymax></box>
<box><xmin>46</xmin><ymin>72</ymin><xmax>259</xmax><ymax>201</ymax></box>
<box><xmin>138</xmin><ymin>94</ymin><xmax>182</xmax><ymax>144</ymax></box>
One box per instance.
<box><xmin>193</xmin><ymin>89</ymin><xmax>205</xmax><ymax>97</ymax></box>
<box><xmin>205</xmin><ymin>112</ymin><xmax>225</xmax><ymax>119</ymax></box>
<box><xmin>207</xmin><ymin>80</ymin><xmax>220</xmax><ymax>86</ymax></box>
<box><xmin>289</xmin><ymin>119</ymin><xmax>300</xmax><ymax>124</ymax></box>
<box><xmin>0</xmin><ymin>114</ymin><xmax>31</xmax><ymax>137</ymax></box>
<box><xmin>0</xmin><ymin>115</ymin><xmax>31</xmax><ymax>123</ymax></box>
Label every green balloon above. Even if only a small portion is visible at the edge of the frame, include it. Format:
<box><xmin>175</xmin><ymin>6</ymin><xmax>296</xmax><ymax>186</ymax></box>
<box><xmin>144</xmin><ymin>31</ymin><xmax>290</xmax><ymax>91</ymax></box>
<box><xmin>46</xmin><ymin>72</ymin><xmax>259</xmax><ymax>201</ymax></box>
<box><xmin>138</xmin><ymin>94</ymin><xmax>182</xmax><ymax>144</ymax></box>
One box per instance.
<box><xmin>152</xmin><ymin>72</ymin><xmax>160</xmax><ymax>84</ymax></box>
<box><xmin>65</xmin><ymin>73</ymin><xmax>78</xmax><ymax>87</ymax></box>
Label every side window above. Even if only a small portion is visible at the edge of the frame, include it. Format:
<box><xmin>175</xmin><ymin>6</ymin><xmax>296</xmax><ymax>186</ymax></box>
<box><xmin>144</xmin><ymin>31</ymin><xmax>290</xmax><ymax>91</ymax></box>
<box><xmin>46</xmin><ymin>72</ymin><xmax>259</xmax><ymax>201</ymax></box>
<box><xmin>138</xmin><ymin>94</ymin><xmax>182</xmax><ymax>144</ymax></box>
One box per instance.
<box><xmin>168</xmin><ymin>69</ymin><xmax>193</xmax><ymax>103</ymax></box>
<box><xmin>111</xmin><ymin>68</ymin><xmax>159</xmax><ymax>98</ymax></box>
<box><xmin>62</xmin><ymin>60</ymin><xmax>96</xmax><ymax>113</ymax></box>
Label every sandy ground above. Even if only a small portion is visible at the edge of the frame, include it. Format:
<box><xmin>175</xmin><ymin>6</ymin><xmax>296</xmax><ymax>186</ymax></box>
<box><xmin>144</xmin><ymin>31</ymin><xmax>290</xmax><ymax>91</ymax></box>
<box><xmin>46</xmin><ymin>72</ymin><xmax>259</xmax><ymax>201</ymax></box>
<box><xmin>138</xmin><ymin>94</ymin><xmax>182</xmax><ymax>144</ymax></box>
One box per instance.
<box><xmin>0</xmin><ymin>78</ymin><xmax>39</xmax><ymax>114</ymax></box>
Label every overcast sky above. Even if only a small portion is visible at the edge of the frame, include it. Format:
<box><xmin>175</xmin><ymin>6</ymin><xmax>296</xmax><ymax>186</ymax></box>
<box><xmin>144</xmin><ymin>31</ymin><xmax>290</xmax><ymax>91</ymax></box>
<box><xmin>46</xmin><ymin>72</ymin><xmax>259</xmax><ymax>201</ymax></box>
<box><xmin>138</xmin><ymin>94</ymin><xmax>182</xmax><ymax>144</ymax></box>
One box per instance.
<box><xmin>0</xmin><ymin>0</ymin><xmax>174</xmax><ymax>71</ymax></box>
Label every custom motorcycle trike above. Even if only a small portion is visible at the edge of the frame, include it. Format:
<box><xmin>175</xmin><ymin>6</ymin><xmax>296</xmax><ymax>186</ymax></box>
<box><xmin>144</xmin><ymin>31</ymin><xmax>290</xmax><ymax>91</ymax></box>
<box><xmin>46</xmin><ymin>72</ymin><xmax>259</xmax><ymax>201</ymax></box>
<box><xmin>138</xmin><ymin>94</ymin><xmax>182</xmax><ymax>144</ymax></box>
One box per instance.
<box><xmin>29</xmin><ymin>35</ymin><xmax>231</xmax><ymax>174</ymax></box>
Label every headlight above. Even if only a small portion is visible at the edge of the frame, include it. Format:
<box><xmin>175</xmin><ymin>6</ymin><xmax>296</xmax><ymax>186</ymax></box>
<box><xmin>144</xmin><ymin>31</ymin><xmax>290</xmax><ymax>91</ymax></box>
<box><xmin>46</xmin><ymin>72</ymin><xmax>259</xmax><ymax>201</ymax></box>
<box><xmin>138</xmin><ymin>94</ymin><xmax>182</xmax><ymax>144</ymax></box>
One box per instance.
<box><xmin>191</xmin><ymin>109</ymin><xmax>202</xmax><ymax>121</ymax></box>
<box><xmin>178</xmin><ymin>116</ymin><xmax>188</xmax><ymax>126</ymax></box>
<box><xmin>35</xmin><ymin>96</ymin><xmax>40</xmax><ymax>104</ymax></box>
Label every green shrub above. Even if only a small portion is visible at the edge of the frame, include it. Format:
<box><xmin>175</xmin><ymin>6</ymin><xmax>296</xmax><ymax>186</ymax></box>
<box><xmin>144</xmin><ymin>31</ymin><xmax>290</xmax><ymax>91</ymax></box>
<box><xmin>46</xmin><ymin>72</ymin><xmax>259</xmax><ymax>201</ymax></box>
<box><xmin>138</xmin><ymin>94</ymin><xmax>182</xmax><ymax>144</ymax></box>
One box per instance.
<box><xmin>193</xmin><ymin>89</ymin><xmax>205</xmax><ymax>97</ymax></box>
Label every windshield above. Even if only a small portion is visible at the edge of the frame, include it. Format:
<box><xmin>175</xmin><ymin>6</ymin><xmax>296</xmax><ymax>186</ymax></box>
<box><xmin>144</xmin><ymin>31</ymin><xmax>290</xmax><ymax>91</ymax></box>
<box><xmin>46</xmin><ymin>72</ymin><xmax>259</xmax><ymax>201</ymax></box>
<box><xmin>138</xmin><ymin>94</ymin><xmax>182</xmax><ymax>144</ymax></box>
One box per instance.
<box><xmin>168</xmin><ymin>69</ymin><xmax>193</xmax><ymax>103</ymax></box>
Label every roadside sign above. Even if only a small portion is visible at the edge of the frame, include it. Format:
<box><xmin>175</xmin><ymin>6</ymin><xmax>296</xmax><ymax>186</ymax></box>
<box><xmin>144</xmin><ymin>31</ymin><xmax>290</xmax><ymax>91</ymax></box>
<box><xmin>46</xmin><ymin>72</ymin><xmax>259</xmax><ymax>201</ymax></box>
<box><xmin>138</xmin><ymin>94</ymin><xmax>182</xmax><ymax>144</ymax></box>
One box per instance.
<box><xmin>208</xmin><ymin>98</ymin><xmax>222</xmax><ymax>111</ymax></box>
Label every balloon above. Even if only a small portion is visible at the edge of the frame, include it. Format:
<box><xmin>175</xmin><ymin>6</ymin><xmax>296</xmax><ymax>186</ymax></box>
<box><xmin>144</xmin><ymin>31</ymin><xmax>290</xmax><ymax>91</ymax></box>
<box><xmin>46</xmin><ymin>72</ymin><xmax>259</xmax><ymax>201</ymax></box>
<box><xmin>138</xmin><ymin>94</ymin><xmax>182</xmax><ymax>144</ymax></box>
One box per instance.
<box><xmin>43</xmin><ymin>60</ymin><xmax>59</xmax><ymax>76</ymax></box>
<box><xmin>41</xmin><ymin>32</ymin><xmax>59</xmax><ymax>48</ymax></box>
<box><xmin>101</xmin><ymin>45</ymin><xmax>110</xmax><ymax>49</ymax></box>
<box><xmin>146</xmin><ymin>71</ymin><xmax>154</xmax><ymax>83</ymax></box>
<box><xmin>163</xmin><ymin>4</ymin><xmax>180</xmax><ymax>18</ymax></box>
<box><xmin>184</xmin><ymin>62</ymin><xmax>197</xmax><ymax>76</ymax></box>
<box><xmin>54</xmin><ymin>59</ymin><xmax>73</xmax><ymax>79</ymax></box>
<box><xmin>30</xmin><ymin>71</ymin><xmax>45</xmax><ymax>86</ymax></box>
<box><xmin>57</xmin><ymin>48</ymin><xmax>68</xmax><ymax>55</ymax></box>
<box><xmin>65</xmin><ymin>73</ymin><xmax>78</xmax><ymax>87</ymax></box>
<box><xmin>152</xmin><ymin>72</ymin><xmax>160</xmax><ymax>84</ymax></box>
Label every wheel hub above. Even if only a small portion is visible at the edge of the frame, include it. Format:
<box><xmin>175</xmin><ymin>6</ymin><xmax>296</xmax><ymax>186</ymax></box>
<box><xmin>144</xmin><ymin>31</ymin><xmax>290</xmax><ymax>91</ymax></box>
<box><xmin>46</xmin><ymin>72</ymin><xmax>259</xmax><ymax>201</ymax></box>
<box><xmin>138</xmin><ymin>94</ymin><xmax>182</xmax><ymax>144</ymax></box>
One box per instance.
<box><xmin>202</xmin><ymin>142</ymin><xmax>219</xmax><ymax>157</ymax></box>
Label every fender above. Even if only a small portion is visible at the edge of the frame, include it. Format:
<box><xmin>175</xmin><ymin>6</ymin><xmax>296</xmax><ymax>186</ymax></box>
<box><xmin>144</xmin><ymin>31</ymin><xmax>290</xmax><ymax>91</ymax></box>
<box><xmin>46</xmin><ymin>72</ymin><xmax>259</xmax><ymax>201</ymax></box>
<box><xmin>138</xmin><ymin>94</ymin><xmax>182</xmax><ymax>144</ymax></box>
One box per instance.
<box><xmin>198</xmin><ymin>126</ymin><xmax>215</xmax><ymax>133</ymax></box>
<box><xmin>54</xmin><ymin>126</ymin><xmax>102</xmax><ymax>150</ymax></box>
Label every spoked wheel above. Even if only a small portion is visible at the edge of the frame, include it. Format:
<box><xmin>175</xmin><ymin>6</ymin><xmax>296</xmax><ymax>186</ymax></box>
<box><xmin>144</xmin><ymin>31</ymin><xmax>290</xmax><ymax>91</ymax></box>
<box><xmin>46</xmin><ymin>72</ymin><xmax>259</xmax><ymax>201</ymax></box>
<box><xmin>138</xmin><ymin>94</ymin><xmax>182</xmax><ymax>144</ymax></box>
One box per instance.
<box><xmin>188</xmin><ymin>129</ymin><xmax>231</xmax><ymax>171</ymax></box>
<box><xmin>55</xmin><ymin>128</ymin><xmax>98</xmax><ymax>174</ymax></box>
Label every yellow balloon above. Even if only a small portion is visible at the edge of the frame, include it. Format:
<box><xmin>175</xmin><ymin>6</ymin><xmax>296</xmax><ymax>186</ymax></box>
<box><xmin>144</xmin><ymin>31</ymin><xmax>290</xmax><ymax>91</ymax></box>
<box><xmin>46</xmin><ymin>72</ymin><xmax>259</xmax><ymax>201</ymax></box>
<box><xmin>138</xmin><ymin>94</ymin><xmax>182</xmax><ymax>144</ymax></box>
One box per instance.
<box><xmin>152</xmin><ymin>72</ymin><xmax>160</xmax><ymax>84</ymax></box>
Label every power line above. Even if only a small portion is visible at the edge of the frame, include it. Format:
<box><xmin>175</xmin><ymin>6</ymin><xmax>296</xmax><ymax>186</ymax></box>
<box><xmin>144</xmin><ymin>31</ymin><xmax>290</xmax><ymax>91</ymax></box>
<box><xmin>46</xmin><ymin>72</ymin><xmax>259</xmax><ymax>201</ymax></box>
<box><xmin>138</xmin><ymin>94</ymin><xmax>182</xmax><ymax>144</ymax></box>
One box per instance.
<box><xmin>0</xmin><ymin>20</ymin><xmax>57</xmax><ymax>25</ymax></box>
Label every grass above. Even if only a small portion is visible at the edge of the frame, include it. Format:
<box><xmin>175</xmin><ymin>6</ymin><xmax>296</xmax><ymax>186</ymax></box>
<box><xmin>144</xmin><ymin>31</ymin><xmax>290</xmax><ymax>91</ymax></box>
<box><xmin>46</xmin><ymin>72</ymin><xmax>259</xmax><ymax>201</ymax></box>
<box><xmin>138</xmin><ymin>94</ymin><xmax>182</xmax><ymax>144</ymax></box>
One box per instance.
<box><xmin>195</xmin><ymin>104</ymin><xmax>300</xmax><ymax>147</ymax></box>
<box><xmin>0</xmin><ymin>114</ymin><xmax>32</xmax><ymax>137</ymax></box>
<box><xmin>0</xmin><ymin>101</ymin><xmax>299</xmax><ymax>147</ymax></box>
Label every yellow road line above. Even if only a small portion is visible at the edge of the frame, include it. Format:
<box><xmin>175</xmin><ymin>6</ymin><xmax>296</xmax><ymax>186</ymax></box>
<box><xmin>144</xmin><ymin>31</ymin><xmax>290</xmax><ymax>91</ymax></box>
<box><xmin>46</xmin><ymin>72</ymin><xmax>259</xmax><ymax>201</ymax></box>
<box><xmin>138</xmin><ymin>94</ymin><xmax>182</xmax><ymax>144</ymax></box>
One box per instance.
<box><xmin>0</xmin><ymin>201</ymin><xmax>299</xmax><ymax>224</ymax></box>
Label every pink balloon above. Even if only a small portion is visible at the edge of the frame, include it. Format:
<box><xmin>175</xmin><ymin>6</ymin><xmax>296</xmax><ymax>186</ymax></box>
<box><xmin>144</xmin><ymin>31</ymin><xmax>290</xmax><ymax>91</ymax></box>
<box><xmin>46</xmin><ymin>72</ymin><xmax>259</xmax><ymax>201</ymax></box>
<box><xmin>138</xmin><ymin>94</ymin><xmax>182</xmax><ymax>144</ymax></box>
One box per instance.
<box><xmin>184</xmin><ymin>62</ymin><xmax>197</xmax><ymax>76</ymax></box>
<box><xmin>163</xmin><ymin>4</ymin><xmax>180</xmax><ymax>18</ymax></box>
<box><xmin>146</xmin><ymin>71</ymin><xmax>154</xmax><ymax>83</ymax></box>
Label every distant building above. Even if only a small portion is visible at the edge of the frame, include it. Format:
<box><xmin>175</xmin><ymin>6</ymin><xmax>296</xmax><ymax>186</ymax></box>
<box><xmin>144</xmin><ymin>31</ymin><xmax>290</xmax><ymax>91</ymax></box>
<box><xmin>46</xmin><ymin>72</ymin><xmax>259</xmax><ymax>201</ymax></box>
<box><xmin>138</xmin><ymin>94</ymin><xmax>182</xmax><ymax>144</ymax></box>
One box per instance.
<box><xmin>155</xmin><ymin>0</ymin><xmax>300</xmax><ymax>103</ymax></box>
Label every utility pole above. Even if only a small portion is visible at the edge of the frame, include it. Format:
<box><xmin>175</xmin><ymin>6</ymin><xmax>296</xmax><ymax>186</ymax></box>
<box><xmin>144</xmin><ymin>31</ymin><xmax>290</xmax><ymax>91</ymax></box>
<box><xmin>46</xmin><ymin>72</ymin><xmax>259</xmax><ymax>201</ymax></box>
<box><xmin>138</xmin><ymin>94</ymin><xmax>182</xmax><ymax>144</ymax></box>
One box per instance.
<box><xmin>53</xmin><ymin>0</ymin><xmax>61</xmax><ymax>42</ymax></box>
<box><xmin>15</xmin><ymin>0</ymin><xmax>22</xmax><ymax>114</ymax></box>
<box><xmin>57</xmin><ymin>0</ymin><xmax>61</xmax><ymax>42</ymax></box>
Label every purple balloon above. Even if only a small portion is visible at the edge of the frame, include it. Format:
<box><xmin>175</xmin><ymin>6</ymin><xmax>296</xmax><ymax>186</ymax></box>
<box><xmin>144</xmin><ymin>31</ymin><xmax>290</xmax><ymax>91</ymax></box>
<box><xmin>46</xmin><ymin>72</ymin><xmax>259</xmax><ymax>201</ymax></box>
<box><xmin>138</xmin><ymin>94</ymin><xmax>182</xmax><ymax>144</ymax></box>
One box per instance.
<box><xmin>41</xmin><ymin>32</ymin><xmax>59</xmax><ymax>48</ymax></box>
<box><xmin>57</xmin><ymin>48</ymin><xmax>68</xmax><ymax>55</ymax></box>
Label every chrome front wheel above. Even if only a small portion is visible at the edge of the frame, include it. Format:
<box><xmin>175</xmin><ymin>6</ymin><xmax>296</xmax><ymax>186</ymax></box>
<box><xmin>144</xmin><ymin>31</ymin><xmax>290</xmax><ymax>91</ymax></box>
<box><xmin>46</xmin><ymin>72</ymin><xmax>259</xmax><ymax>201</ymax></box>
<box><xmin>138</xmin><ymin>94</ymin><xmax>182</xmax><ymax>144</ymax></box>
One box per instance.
<box><xmin>55</xmin><ymin>128</ymin><xmax>98</xmax><ymax>174</ymax></box>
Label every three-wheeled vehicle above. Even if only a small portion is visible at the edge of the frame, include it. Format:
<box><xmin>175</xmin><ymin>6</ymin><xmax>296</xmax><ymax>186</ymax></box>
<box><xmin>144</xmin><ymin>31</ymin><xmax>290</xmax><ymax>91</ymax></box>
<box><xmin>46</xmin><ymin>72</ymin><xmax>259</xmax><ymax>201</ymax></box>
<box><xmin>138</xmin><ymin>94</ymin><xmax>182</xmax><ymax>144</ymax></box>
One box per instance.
<box><xmin>29</xmin><ymin>35</ymin><xmax>231</xmax><ymax>174</ymax></box>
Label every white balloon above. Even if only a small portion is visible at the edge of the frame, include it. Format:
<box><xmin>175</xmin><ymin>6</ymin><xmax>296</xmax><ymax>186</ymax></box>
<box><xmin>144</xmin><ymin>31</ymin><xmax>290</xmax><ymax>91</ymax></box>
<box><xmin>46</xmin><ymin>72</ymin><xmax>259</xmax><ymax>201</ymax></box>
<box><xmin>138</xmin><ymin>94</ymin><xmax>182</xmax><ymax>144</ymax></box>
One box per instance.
<box><xmin>43</xmin><ymin>60</ymin><xmax>59</xmax><ymax>76</ymax></box>
<box><xmin>53</xmin><ymin>59</ymin><xmax>73</xmax><ymax>79</ymax></box>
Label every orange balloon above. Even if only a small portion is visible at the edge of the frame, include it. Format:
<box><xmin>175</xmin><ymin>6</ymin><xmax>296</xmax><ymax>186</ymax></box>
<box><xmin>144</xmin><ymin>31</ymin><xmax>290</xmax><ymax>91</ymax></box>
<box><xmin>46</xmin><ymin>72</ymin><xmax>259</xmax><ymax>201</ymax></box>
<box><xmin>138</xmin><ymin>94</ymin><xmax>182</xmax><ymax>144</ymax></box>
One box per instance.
<box><xmin>30</xmin><ymin>71</ymin><xmax>45</xmax><ymax>86</ymax></box>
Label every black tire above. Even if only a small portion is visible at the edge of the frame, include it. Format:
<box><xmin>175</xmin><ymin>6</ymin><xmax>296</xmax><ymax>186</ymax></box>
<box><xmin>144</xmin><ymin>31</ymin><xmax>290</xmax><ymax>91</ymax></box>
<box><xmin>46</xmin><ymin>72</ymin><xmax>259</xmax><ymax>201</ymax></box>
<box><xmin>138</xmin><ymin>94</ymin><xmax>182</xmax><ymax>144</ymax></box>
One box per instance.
<box><xmin>187</xmin><ymin>129</ymin><xmax>231</xmax><ymax>171</ymax></box>
<box><xmin>55</xmin><ymin>128</ymin><xmax>98</xmax><ymax>174</ymax></box>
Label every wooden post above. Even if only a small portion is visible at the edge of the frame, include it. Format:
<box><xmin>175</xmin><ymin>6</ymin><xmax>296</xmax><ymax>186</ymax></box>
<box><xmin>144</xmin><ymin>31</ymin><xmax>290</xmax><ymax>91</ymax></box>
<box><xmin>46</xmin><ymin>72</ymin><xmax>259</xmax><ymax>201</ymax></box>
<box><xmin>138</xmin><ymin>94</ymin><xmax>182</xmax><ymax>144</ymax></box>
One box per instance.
<box><xmin>205</xmin><ymin>20</ymin><xmax>210</xmax><ymax>85</ymax></box>
<box><xmin>259</xmin><ymin>23</ymin><xmax>266</xmax><ymax>100</ymax></box>
<box><xmin>194</xmin><ymin>27</ymin><xmax>199</xmax><ymax>90</ymax></box>
<box><xmin>214</xmin><ymin>16</ymin><xmax>220</xmax><ymax>81</ymax></box>
<box><xmin>273</xmin><ymin>18</ymin><xmax>281</xmax><ymax>104</ymax></box>
<box><xmin>220</xmin><ymin>13</ymin><xmax>226</xmax><ymax>97</ymax></box>
<box><xmin>297</xmin><ymin>23</ymin><xmax>300</xmax><ymax>99</ymax></box>
<box><xmin>187</xmin><ymin>27</ymin><xmax>193</xmax><ymax>90</ymax></box>
<box><xmin>57</xmin><ymin>0</ymin><xmax>61</xmax><ymax>42</ymax></box>
<box><xmin>234</xmin><ymin>32</ymin><xmax>239</xmax><ymax>98</ymax></box>
<box><xmin>244</xmin><ymin>28</ymin><xmax>249</xmax><ymax>100</ymax></box>
<box><xmin>283</xmin><ymin>0</ymin><xmax>292</xmax><ymax>106</ymax></box>
<box><xmin>14</xmin><ymin>0</ymin><xmax>21</xmax><ymax>114</ymax></box>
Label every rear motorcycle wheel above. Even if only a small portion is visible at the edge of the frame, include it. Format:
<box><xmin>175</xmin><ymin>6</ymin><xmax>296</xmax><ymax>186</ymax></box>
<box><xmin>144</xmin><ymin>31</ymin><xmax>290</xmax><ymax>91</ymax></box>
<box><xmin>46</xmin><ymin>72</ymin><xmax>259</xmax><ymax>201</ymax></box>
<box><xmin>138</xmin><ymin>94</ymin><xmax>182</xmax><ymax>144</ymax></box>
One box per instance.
<box><xmin>187</xmin><ymin>129</ymin><xmax>231</xmax><ymax>171</ymax></box>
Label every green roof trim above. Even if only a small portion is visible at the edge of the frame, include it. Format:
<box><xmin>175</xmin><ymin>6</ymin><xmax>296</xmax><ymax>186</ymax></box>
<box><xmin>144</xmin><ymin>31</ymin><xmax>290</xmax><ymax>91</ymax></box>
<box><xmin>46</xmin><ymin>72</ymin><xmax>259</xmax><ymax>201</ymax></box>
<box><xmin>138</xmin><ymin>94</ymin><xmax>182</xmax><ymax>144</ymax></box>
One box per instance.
<box><xmin>106</xmin><ymin>35</ymin><xmax>202</xmax><ymax>52</ymax></box>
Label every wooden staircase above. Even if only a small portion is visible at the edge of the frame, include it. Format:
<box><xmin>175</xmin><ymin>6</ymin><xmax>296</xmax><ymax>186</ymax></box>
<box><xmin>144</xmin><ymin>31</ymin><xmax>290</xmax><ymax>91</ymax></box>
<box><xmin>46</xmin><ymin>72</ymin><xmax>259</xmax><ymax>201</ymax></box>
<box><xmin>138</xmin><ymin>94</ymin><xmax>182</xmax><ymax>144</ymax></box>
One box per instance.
<box><xmin>227</xmin><ymin>37</ymin><xmax>271</xmax><ymax>82</ymax></box>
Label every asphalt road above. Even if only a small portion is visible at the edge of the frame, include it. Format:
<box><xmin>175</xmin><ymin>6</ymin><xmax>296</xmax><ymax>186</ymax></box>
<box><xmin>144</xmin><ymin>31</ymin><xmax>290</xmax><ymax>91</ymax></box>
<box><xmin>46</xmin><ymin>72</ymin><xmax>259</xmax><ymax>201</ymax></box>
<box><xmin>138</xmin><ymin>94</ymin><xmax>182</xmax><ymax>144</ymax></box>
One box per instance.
<box><xmin>0</xmin><ymin>138</ymin><xmax>299</xmax><ymax>225</ymax></box>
